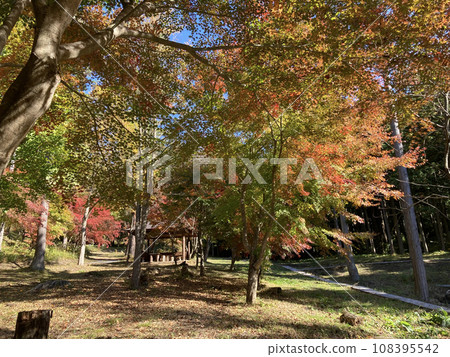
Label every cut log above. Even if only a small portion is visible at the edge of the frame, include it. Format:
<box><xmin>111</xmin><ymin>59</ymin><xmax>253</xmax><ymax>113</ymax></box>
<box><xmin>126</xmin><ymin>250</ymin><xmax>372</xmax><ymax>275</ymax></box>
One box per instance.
<box><xmin>14</xmin><ymin>310</ymin><xmax>53</xmax><ymax>339</ymax></box>
<box><xmin>339</xmin><ymin>310</ymin><xmax>362</xmax><ymax>326</ymax></box>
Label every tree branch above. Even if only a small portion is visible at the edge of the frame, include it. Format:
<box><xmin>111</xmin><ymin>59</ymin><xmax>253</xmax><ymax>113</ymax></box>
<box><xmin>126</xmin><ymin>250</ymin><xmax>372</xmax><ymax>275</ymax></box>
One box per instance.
<box><xmin>0</xmin><ymin>0</ymin><xmax>30</xmax><ymax>54</ymax></box>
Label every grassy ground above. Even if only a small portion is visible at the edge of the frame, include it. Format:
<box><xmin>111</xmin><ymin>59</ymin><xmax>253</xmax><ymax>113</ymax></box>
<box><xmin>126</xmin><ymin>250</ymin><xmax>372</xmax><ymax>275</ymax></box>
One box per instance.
<box><xmin>279</xmin><ymin>252</ymin><xmax>450</xmax><ymax>305</ymax></box>
<box><xmin>0</xmin><ymin>245</ymin><xmax>448</xmax><ymax>339</ymax></box>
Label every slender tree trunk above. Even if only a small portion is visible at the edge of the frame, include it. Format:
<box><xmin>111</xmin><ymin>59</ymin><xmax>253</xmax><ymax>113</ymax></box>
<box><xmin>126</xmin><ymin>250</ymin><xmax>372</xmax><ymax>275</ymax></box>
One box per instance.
<box><xmin>62</xmin><ymin>235</ymin><xmax>68</xmax><ymax>250</ymax></box>
<box><xmin>126</xmin><ymin>212</ymin><xmax>136</xmax><ymax>262</ymax></box>
<box><xmin>363</xmin><ymin>207</ymin><xmax>376</xmax><ymax>254</ymax></box>
<box><xmin>127</xmin><ymin>235</ymin><xmax>136</xmax><ymax>263</ymax></box>
<box><xmin>78</xmin><ymin>205</ymin><xmax>90</xmax><ymax>266</ymax></box>
<box><xmin>246</xmin><ymin>252</ymin><xmax>259</xmax><ymax>304</ymax></box>
<box><xmin>433</xmin><ymin>207</ymin><xmax>446</xmax><ymax>251</ymax></box>
<box><xmin>0</xmin><ymin>0</ymin><xmax>30</xmax><ymax>54</ymax></box>
<box><xmin>339</xmin><ymin>215</ymin><xmax>360</xmax><ymax>283</ymax></box>
<box><xmin>416</xmin><ymin>213</ymin><xmax>429</xmax><ymax>254</ymax></box>
<box><xmin>0</xmin><ymin>221</ymin><xmax>5</xmax><ymax>251</ymax></box>
<box><xmin>230</xmin><ymin>247</ymin><xmax>237</xmax><ymax>271</ymax></box>
<box><xmin>30</xmin><ymin>198</ymin><xmax>49</xmax><ymax>271</ymax></box>
<box><xmin>391</xmin><ymin>206</ymin><xmax>405</xmax><ymax>254</ymax></box>
<box><xmin>381</xmin><ymin>199</ymin><xmax>395</xmax><ymax>255</ymax></box>
<box><xmin>203</xmin><ymin>237</ymin><xmax>210</xmax><ymax>262</ymax></box>
<box><xmin>131</xmin><ymin>200</ymin><xmax>149</xmax><ymax>289</ymax></box>
<box><xmin>131</xmin><ymin>203</ymin><xmax>142</xmax><ymax>289</ymax></box>
<box><xmin>199</xmin><ymin>238</ymin><xmax>205</xmax><ymax>277</ymax></box>
<box><xmin>440</xmin><ymin>202</ymin><xmax>450</xmax><ymax>250</ymax></box>
<box><xmin>391</xmin><ymin>118</ymin><xmax>429</xmax><ymax>301</ymax></box>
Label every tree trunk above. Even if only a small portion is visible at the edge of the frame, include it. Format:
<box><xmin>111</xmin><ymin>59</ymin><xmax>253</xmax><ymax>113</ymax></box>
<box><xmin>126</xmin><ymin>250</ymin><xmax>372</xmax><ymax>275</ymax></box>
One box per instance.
<box><xmin>126</xmin><ymin>212</ymin><xmax>136</xmax><ymax>262</ymax></box>
<box><xmin>203</xmin><ymin>237</ymin><xmax>211</xmax><ymax>262</ymax></box>
<box><xmin>339</xmin><ymin>215</ymin><xmax>360</xmax><ymax>283</ymax></box>
<box><xmin>440</xmin><ymin>202</ymin><xmax>450</xmax><ymax>250</ymax></box>
<box><xmin>131</xmin><ymin>203</ymin><xmax>142</xmax><ymax>289</ymax></box>
<box><xmin>62</xmin><ymin>235</ymin><xmax>68</xmax><ymax>250</ymax></box>
<box><xmin>127</xmin><ymin>235</ymin><xmax>136</xmax><ymax>263</ymax></box>
<box><xmin>0</xmin><ymin>0</ymin><xmax>81</xmax><ymax>175</ymax></box>
<box><xmin>0</xmin><ymin>0</ymin><xmax>30</xmax><ymax>54</ymax></box>
<box><xmin>363</xmin><ymin>207</ymin><xmax>376</xmax><ymax>254</ymax></box>
<box><xmin>433</xmin><ymin>208</ymin><xmax>446</xmax><ymax>251</ymax></box>
<box><xmin>246</xmin><ymin>254</ymin><xmax>259</xmax><ymax>304</ymax></box>
<box><xmin>0</xmin><ymin>221</ymin><xmax>5</xmax><ymax>251</ymax></box>
<box><xmin>391</xmin><ymin>118</ymin><xmax>429</xmax><ymax>301</ymax></box>
<box><xmin>30</xmin><ymin>198</ymin><xmax>49</xmax><ymax>271</ymax></box>
<box><xmin>381</xmin><ymin>199</ymin><xmax>395</xmax><ymax>255</ymax></box>
<box><xmin>14</xmin><ymin>310</ymin><xmax>53</xmax><ymax>339</ymax></box>
<box><xmin>230</xmin><ymin>247</ymin><xmax>237</xmax><ymax>271</ymax></box>
<box><xmin>391</xmin><ymin>202</ymin><xmax>405</xmax><ymax>254</ymax></box>
<box><xmin>199</xmin><ymin>238</ymin><xmax>205</xmax><ymax>277</ymax></box>
<box><xmin>416</xmin><ymin>213</ymin><xmax>429</xmax><ymax>254</ymax></box>
<box><xmin>78</xmin><ymin>205</ymin><xmax>90</xmax><ymax>266</ymax></box>
<box><xmin>131</xmin><ymin>200</ymin><xmax>149</xmax><ymax>289</ymax></box>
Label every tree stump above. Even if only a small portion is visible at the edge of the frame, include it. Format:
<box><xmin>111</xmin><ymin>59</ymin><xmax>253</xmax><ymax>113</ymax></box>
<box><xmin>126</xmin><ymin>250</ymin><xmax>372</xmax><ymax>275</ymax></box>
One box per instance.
<box><xmin>14</xmin><ymin>310</ymin><xmax>53</xmax><ymax>338</ymax></box>
<box><xmin>339</xmin><ymin>310</ymin><xmax>362</xmax><ymax>326</ymax></box>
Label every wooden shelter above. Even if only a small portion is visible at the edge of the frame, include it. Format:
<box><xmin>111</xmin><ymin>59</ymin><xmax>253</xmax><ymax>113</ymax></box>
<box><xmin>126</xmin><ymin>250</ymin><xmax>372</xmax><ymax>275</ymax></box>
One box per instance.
<box><xmin>130</xmin><ymin>223</ymin><xmax>197</xmax><ymax>264</ymax></box>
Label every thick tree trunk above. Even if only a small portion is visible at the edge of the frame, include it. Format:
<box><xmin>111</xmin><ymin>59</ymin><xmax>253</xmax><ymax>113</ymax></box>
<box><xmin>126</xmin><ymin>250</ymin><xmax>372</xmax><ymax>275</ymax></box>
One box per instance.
<box><xmin>30</xmin><ymin>198</ymin><xmax>49</xmax><ymax>271</ymax></box>
<box><xmin>0</xmin><ymin>0</ymin><xmax>30</xmax><ymax>54</ymax></box>
<box><xmin>339</xmin><ymin>215</ymin><xmax>360</xmax><ymax>283</ymax></box>
<box><xmin>391</xmin><ymin>118</ymin><xmax>429</xmax><ymax>301</ymax></box>
<box><xmin>0</xmin><ymin>0</ymin><xmax>81</xmax><ymax>175</ymax></box>
<box><xmin>0</xmin><ymin>221</ymin><xmax>5</xmax><ymax>251</ymax></box>
<box><xmin>78</xmin><ymin>205</ymin><xmax>90</xmax><ymax>266</ymax></box>
<box><xmin>14</xmin><ymin>310</ymin><xmax>53</xmax><ymax>339</ymax></box>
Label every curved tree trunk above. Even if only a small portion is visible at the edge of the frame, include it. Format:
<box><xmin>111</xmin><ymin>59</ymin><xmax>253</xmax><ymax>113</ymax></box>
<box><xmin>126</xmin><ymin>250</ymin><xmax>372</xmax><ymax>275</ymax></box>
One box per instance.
<box><xmin>339</xmin><ymin>214</ymin><xmax>360</xmax><ymax>283</ymax></box>
<box><xmin>30</xmin><ymin>198</ymin><xmax>49</xmax><ymax>271</ymax></box>
<box><xmin>78</xmin><ymin>205</ymin><xmax>90</xmax><ymax>266</ymax></box>
<box><xmin>0</xmin><ymin>0</ymin><xmax>81</xmax><ymax>175</ymax></box>
<box><xmin>391</xmin><ymin>118</ymin><xmax>429</xmax><ymax>301</ymax></box>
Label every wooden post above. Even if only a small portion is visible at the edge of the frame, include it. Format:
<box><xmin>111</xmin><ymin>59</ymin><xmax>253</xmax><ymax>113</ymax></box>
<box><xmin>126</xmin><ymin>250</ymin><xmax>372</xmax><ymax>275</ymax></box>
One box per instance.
<box><xmin>182</xmin><ymin>236</ymin><xmax>186</xmax><ymax>261</ymax></box>
<box><xmin>14</xmin><ymin>310</ymin><xmax>53</xmax><ymax>339</ymax></box>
